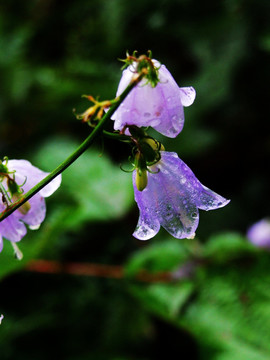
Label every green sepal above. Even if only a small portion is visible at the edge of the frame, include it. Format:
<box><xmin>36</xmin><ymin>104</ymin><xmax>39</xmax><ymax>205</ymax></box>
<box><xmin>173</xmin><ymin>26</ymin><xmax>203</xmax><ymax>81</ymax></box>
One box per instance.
<box><xmin>0</xmin><ymin>163</ymin><xmax>8</xmax><ymax>174</ymax></box>
<box><xmin>7</xmin><ymin>179</ymin><xmax>21</xmax><ymax>196</ymax></box>
<box><xmin>140</xmin><ymin>142</ymin><xmax>158</xmax><ymax>164</ymax></box>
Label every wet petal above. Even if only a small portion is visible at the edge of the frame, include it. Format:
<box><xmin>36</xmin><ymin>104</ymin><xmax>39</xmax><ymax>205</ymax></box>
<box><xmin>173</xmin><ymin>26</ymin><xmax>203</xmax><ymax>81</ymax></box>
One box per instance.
<box><xmin>197</xmin><ymin>185</ymin><xmax>230</xmax><ymax>211</ymax></box>
<box><xmin>152</xmin><ymin>158</ymin><xmax>199</xmax><ymax>238</ymax></box>
<box><xmin>133</xmin><ymin>172</ymin><xmax>160</xmax><ymax>240</ymax></box>
<box><xmin>8</xmin><ymin>160</ymin><xmax>61</xmax><ymax>197</ymax></box>
<box><xmin>39</xmin><ymin>175</ymin><xmax>61</xmax><ymax>197</ymax></box>
<box><xmin>0</xmin><ymin>159</ymin><xmax>61</xmax><ymax>251</ymax></box>
<box><xmin>0</xmin><ymin>215</ymin><xmax>27</xmax><ymax>243</ymax></box>
<box><xmin>132</xmin><ymin>151</ymin><xmax>229</xmax><ymax>241</ymax></box>
<box><xmin>159</xmin><ymin>152</ymin><xmax>230</xmax><ymax>211</ymax></box>
<box><xmin>133</xmin><ymin>214</ymin><xmax>160</xmax><ymax>241</ymax></box>
<box><xmin>111</xmin><ymin>61</ymin><xmax>195</xmax><ymax>138</ymax></box>
<box><xmin>179</xmin><ymin>87</ymin><xmax>196</xmax><ymax>107</ymax></box>
<box><xmin>19</xmin><ymin>195</ymin><xmax>46</xmax><ymax>227</ymax></box>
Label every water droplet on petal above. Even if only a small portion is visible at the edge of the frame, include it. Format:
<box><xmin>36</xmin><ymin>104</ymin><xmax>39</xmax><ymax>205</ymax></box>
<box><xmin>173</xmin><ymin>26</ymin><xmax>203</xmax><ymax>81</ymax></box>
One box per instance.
<box><xmin>180</xmin><ymin>177</ymin><xmax>186</xmax><ymax>184</ymax></box>
<box><xmin>150</xmin><ymin>119</ymin><xmax>161</xmax><ymax>127</ymax></box>
<box><xmin>144</xmin><ymin>112</ymin><xmax>151</xmax><ymax>117</ymax></box>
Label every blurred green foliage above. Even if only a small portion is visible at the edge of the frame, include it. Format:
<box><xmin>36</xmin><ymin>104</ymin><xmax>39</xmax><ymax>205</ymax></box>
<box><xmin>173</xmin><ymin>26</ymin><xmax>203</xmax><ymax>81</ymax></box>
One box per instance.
<box><xmin>0</xmin><ymin>0</ymin><xmax>270</xmax><ymax>359</ymax></box>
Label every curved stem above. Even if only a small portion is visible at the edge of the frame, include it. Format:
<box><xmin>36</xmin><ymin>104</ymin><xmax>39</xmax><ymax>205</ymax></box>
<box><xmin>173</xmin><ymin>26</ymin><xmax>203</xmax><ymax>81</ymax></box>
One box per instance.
<box><xmin>0</xmin><ymin>72</ymin><xmax>144</xmax><ymax>222</ymax></box>
<box><xmin>102</xmin><ymin>130</ymin><xmax>131</xmax><ymax>142</ymax></box>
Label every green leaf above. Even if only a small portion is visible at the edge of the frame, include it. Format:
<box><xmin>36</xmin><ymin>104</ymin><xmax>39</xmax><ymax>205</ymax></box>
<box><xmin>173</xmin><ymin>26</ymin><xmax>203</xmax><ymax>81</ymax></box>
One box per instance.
<box><xmin>125</xmin><ymin>238</ymin><xmax>191</xmax><ymax>276</ymax></box>
<box><xmin>33</xmin><ymin>136</ymin><xmax>134</xmax><ymax>228</ymax></box>
<box><xmin>203</xmin><ymin>232</ymin><xmax>256</xmax><ymax>263</ymax></box>
<box><xmin>130</xmin><ymin>281</ymin><xmax>194</xmax><ymax>320</ymax></box>
<box><xmin>127</xmin><ymin>233</ymin><xmax>270</xmax><ymax>359</ymax></box>
<box><xmin>126</xmin><ymin>239</ymin><xmax>196</xmax><ymax>319</ymax></box>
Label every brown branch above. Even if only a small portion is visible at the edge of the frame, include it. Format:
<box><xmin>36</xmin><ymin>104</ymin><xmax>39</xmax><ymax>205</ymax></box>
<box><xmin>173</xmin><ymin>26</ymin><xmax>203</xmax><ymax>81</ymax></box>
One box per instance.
<box><xmin>25</xmin><ymin>259</ymin><xmax>175</xmax><ymax>283</ymax></box>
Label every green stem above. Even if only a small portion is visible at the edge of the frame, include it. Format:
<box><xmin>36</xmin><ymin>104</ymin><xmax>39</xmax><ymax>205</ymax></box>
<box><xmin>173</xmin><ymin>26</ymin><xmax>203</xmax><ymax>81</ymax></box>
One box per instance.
<box><xmin>0</xmin><ymin>72</ymin><xmax>144</xmax><ymax>222</ymax></box>
<box><xmin>102</xmin><ymin>130</ymin><xmax>131</xmax><ymax>142</ymax></box>
<box><xmin>0</xmin><ymin>182</ymin><xmax>12</xmax><ymax>205</ymax></box>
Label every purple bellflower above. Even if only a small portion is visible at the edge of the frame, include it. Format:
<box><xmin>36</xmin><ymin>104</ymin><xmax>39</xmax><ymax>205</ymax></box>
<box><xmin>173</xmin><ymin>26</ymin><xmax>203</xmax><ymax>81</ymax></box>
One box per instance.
<box><xmin>0</xmin><ymin>159</ymin><xmax>61</xmax><ymax>252</ymax></box>
<box><xmin>133</xmin><ymin>151</ymin><xmax>229</xmax><ymax>240</ymax></box>
<box><xmin>247</xmin><ymin>218</ymin><xmax>270</xmax><ymax>249</ymax></box>
<box><xmin>111</xmin><ymin>60</ymin><xmax>196</xmax><ymax>138</ymax></box>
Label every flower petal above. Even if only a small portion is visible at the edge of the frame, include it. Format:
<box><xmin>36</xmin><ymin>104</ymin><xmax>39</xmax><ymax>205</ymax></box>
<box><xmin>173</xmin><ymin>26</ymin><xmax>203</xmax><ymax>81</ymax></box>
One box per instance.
<box><xmin>39</xmin><ymin>175</ymin><xmax>62</xmax><ymax>197</ymax></box>
<box><xmin>111</xmin><ymin>61</ymin><xmax>195</xmax><ymax>138</ymax></box>
<box><xmin>197</xmin><ymin>185</ymin><xmax>230</xmax><ymax>211</ymax></box>
<box><xmin>247</xmin><ymin>219</ymin><xmax>270</xmax><ymax>249</ymax></box>
<box><xmin>0</xmin><ymin>215</ymin><xmax>27</xmax><ymax>243</ymax></box>
<box><xmin>133</xmin><ymin>172</ymin><xmax>160</xmax><ymax>240</ymax></box>
<box><xmin>17</xmin><ymin>195</ymin><xmax>46</xmax><ymax>227</ymax></box>
<box><xmin>0</xmin><ymin>235</ymin><xmax>3</xmax><ymax>252</ymax></box>
<box><xmin>159</xmin><ymin>152</ymin><xmax>230</xmax><ymax>211</ymax></box>
<box><xmin>133</xmin><ymin>213</ymin><xmax>160</xmax><ymax>241</ymax></box>
<box><xmin>179</xmin><ymin>87</ymin><xmax>196</xmax><ymax>107</ymax></box>
<box><xmin>132</xmin><ymin>151</ymin><xmax>229</xmax><ymax>241</ymax></box>
<box><xmin>8</xmin><ymin>159</ymin><xmax>61</xmax><ymax>197</ymax></box>
<box><xmin>152</xmin><ymin>160</ymin><xmax>200</xmax><ymax>238</ymax></box>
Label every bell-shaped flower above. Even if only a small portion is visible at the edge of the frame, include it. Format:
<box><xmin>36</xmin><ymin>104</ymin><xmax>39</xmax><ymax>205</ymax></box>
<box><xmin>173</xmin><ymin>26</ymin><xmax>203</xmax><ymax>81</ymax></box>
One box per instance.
<box><xmin>0</xmin><ymin>159</ymin><xmax>61</xmax><ymax>252</ymax></box>
<box><xmin>247</xmin><ymin>218</ymin><xmax>270</xmax><ymax>249</ymax></box>
<box><xmin>133</xmin><ymin>151</ymin><xmax>229</xmax><ymax>240</ymax></box>
<box><xmin>111</xmin><ymin>60</ymin><xmax>196</xmax><ymax>138</ymax></box>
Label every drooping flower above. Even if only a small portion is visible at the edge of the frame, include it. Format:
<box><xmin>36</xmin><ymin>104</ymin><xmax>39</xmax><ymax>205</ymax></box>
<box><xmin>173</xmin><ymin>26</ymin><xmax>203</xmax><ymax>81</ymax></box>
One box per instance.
<box><xmin>132</xmin><ymin>151</ymin><xmax>229</xmax><ymax>240</ymax></box>
<box><xmin>111</xmin><ymin>60</ymin><xmax>196</xmax><ymax>138</ymax></box>
<box><xmin>247</xmin><ymin>218</ymin><xmax>270</xmax><ymax>249</ymax></box>
<box><xmin>0</xmin><ymin>159</ymin><xmax>61</xmax><ymax>252</ymax></box>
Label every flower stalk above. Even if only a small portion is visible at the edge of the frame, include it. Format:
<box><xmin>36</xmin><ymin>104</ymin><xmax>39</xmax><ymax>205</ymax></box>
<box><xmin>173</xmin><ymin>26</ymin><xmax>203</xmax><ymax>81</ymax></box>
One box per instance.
<box><xmin>0</xmin><ymin>72</ymin><xmax>145</xmax><ymax>223</ymax></box>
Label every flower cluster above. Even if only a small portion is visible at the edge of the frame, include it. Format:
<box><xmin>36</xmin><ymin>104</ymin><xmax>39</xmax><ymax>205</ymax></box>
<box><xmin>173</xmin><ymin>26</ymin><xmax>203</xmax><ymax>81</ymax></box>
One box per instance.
<box><xmin>0</xmin><ymin>52</ymin><xmax>229</xmax><ymax>253</ymax></box>
<box><xmin>0</xmin><ymin>159</ymin><xmax>61</xmax><ymax>252</ymax></box>
<box><xmin>111</xmin><ymin>53</ymin><xmax>229</xmax><ymax>240</ymax></box>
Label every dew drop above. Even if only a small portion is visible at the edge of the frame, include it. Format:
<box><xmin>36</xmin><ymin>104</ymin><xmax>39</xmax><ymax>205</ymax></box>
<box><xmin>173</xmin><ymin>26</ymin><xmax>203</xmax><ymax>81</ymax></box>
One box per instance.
<box><xmin>144</xmin><ymin>112</ymin><xmax>151</xmax><ymax>117</ymax></box>
<box><xmin>180</xmin><ymin>177</ymin><xmax>186</xmax><ymax>184</ymax></box>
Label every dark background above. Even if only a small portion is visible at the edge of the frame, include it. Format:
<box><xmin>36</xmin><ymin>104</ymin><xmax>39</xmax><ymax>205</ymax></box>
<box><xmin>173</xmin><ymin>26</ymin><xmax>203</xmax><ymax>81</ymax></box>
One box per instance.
<box><xmin>0</xmin><ymin>1</ymin><xmax>270</xmax><ymax>359</ymax></box>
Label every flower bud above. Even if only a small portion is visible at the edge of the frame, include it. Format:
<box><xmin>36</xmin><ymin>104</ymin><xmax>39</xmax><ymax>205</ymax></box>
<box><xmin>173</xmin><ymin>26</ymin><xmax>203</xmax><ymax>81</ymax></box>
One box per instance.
<box><xmin>134</xmin><ymin>152</ymin><xmax>148</xmax><ymax>191</ymax></box>
<box><xmin>136</xmin><ymin>168</ymin><xmax>148</xmax><ymax>192</ymax></box>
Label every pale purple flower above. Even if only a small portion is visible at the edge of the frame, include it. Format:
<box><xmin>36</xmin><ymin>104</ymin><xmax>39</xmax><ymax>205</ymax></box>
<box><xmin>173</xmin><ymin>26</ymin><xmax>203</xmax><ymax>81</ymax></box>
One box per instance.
<box><xmin>247</xmin><ymin>218</ymin><xmax>270</xmax><ymax>249</ymax></box>
<box><xmin>0</xmin><ymin>160</ymin><xmax>61</xmax><ymax>252</ymax></box>
<box><xmin>111</xmin><ymin>60</ymin><xmax>196</xmax><ymax>138</ymax></box>
<box><xmin>133</xmin><ymin>151</ymin><xmax>229</xmax><ymax>240</ymax></box>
